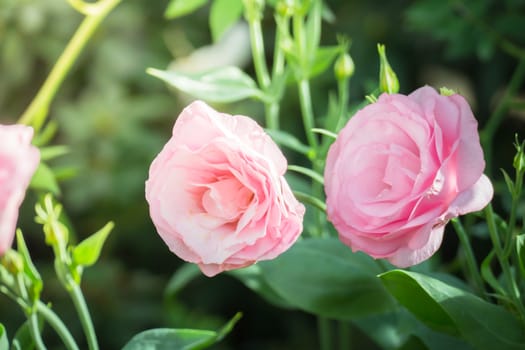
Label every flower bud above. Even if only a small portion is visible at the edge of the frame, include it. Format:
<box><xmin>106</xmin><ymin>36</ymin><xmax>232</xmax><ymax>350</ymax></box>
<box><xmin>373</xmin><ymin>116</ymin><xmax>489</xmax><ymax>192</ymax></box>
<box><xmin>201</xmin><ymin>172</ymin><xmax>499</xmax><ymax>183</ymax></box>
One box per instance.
<box><xmin>243</xmin><ymin>0</ymin><xmax>265</xmax><ymax>21</ymax></box>
<box><xmin>513</xmin><ymin>138</ymin><xmax>525</xmax><ymax>173</ymax></box>
<box><xmin>2</xmin><ymin>250</ymin><xmax>23</xmax><ymax>274</ymax></box>
<box><xmin>276</xmin><ymin>0</ymin><xmax>295</xmax><ymax>17</ymax></box>
<box><xmin>334</xmin><ymin>52</ymin><xmax>355</xmax><ymax>81</ymax></box>
<box><xmin>377</xmin><ymin>44</ymin><xmax>399</xmax><ymax>94</ymax></box>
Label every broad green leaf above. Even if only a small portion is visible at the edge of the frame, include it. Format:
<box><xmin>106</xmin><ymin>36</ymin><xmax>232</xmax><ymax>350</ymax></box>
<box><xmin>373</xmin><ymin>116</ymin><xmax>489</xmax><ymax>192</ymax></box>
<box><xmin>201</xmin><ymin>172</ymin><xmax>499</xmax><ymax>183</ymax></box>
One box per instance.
<box><xmin>16</xmin><ymin>230</ymin><xmax>42</xmax><ymax>302</ymax></box>
<box><xmin>29</xmin><ymin>162</ymin><xmax>60</xmax><ymax>195</ymax></box>
<box><xmin>209</xmin><ymin>0</ymin><xmax>243</xmax><ymax>42</ymax></box>
<box><xmin>264</xmin><ymin>129</ymin><xmax>311</xmax><ymax>155</ymax></box>
<box><xmin>165</xmin><ymin>263</ymin><xmax>201</xmax><ymax>298</ymax></box>
<box><xmin>122</xmin><ymin>313</ymin><xmax>242</xmax><ymax>350</ymax></box>
<box><xmin>258</xmin><ymin>238</ymin><xmax>396</xmax><ymax>319</ymax></box>
<box><xmin>165</xmin><ymin>0</ymin><xmax>208</xmax><ymax>19</ymax></box>
<box><xmin>380</xmin><ymin>270</ymin><xmax>525</xmax><ymax>350</ymax></box>
<box><xmin>517</xmin><ymin>234</ymin><xmax>525</xmax><ymax>277</ymax></box>
<box><xmin>72</xmin><ymin>222</ymin><xmax>114</xmax><ymax>267</ymax></box>
<box><xmin>147</xmin><ymin>67</ymin><xmax>265</xmax><ymax>103</ymax></box>
<box><xmin>228</xmin><ymin>265</ymin><xmax>292</xmax><ymax>309</ymax></box>
<box><xmin>0</xmin><ymin>324</ymin><xmax>8</xmax><ymax>350</ymax></box>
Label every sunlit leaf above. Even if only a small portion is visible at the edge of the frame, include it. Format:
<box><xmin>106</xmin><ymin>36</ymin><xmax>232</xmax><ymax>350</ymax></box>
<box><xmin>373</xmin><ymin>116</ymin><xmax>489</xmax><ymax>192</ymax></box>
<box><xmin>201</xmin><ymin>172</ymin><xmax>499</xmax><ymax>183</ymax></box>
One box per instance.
<box><xmin>72</xmin><ymin>222</ymin><xmax>114</xmax><ymax>267</ymax></box>
<box><xmin>165</xmin><ymin>0</ymin><xmax>208</xmax><ymax>19</ymax></box>
<box><xmin>29</xmin><ymin>162</ymin><xmax>60</xmax><ymax>195</ymax></box>
<box><xmin>209</xmin><ymin>0</ymin><xmax>243</xmax><ymax>42</ymax></box>
<box><xmin>147</xmin><ymin>67</ymin><xmax>266</xmax><ymax>103</ymax></box>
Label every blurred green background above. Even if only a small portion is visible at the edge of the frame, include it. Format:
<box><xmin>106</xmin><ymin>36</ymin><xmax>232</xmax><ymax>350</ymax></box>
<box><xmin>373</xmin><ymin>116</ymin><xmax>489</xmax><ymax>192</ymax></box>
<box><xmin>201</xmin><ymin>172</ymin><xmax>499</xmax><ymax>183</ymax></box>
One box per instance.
<box><xmin>1</xmin><ymin>0</ymin><xmax>524</xmax><ymax>348</ymax></box>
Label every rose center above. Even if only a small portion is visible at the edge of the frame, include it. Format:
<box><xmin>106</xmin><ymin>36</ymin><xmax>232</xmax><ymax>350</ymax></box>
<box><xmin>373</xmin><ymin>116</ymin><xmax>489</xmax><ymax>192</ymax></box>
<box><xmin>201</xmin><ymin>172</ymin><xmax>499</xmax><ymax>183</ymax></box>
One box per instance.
<box><xmin>201</xmin><ymin>177</ymin><xmax>253</xmax><ymax>221</ymax></box>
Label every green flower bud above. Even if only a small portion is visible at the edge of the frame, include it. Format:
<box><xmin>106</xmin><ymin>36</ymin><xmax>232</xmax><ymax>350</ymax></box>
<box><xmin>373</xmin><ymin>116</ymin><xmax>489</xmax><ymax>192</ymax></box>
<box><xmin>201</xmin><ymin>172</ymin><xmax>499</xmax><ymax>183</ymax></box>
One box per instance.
<box><xmin>243</xmin><ymin>0</ymin><xmax>265</xmax><ymax>21</ymax></box>
<box><xmin>377</xmin><ymin>44</ymin><xmax>399</xmax><ymax>94</ymax></box>
<box><xmin>334</xmin><ymin>52</ymin><xmax>355</xmax><ymax>81</ymax></box>
<box><xmin>2</xmin><ymin>250</ymin><xmax>23</xmax><ymax>274</ymax></box>
<box><xmin>439</xmin><ymin>87</ymin><xmax>456</xmax><ymax>96</ymax></box>
<box><xmin>513</xmin><ymin>138</ymin><xmax>525</xmax><ymax>173</ymax></box>
<box><xmin>276</xmin><ymin>0</ymin><xmax>295</xmax><ymax>17</ymax></box>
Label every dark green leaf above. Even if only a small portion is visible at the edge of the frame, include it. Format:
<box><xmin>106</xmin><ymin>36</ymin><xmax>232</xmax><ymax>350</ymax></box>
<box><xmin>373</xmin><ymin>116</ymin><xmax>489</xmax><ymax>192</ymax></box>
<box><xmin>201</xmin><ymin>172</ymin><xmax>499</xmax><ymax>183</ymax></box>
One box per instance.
<box><xmin>29</xmin><ymin>162</ymin><xmax>60</xmax><ymax>195</ymax></box>
<box><xmin>165</xmin><ymin>0</ymin><xmax>208</xmax><ymax>19</ymax></box>
<box><xmin>122</xmin><ymin>313</ymin><xmax>242</xmax><ymax>350</ymax></box>
<box><xmin>380</xmin><ymin>270</ymin><xmax>525</xmax><ymax>350</ymax></box>
<box><xmin>147</xmin><ymin>67</ymin><xmax>265</xmax><ymax>103</ymax></box>
<box><xmin>209</xmin><ymin>0</ymin><xmax>243</xmax><ymax>42</ymax></box>
<box><xmin>228</xmin><ymin>265</ymin><xmax>293</xmax><ymax>309</ymax></box>
<box><xmin>259</xmin><ymin>238</ymin><xmax>396</xmax><ymax>319</ymax></box>
<box><xmin>72</xmin><ymin>222</ymin><xmax>114</xmax><ymax>267</ymax></box>
<box><xmin>501</xmin><ymin>169</ymin><xmax>515</xmax><ymax>193</ymax></box>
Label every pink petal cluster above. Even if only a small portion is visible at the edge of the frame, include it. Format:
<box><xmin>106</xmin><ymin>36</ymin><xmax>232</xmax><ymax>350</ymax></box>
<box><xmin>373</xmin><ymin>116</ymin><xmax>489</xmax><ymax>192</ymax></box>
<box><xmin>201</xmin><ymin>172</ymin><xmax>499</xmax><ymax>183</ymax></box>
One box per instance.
<box><xmin>324</xmin><ymin>86</ymin><xmax>493</xmax><ymax>267</ymax></box>
<box><xmin>145</xmin><ymin>101</ymin><xmax>305</xmax><ymax>277</ymax></box>
<box><xmin>0</xmin><ymin>125</ymin><xmax>40</xmax><ymax>256</ymax></box>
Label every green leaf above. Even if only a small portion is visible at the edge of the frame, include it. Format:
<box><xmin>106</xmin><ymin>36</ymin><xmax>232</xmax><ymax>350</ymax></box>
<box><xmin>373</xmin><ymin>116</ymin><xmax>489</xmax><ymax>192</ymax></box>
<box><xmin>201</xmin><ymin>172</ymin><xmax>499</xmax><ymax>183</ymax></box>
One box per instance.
<box><xmin>11</xmin><ymin>321</ymin><xmax>36</xmax><ymax>350</ymax></box>
<box><xmin>379</xmin><ymin>270</ymin><xmax>525</xmax><ymax>350</ymax></box>
<box><xmin>40</xmin><ymin>145</ymin><xmax>69</xmax><ymax>161</ymax></box>
<box><xmin>228</xmin><ymin>265</ymin><xmax>293</xmax><ymax>309</ymax></box>
<box><xmin>165</xmin><ymin>0</ymin><xmax>208</xmax><ymax>19</ymax></box>
<box><xmin>209</xmin><ymin>0</ymin><xmax>243</xmax><ymax>42</ymax></box>
<box><xmin>16</xmin><ymin>230</ymin><xmax>43</xmax><ymax>303</ymax></box>
<box><xmin>29</xmin><ymin>162</ymin><xmax>60</xmax><ymax>195</ymax></box>
<box><xmin>501</xmin><ymin>169</ymin><xmax>515</xmax><ymax>193</ymax></box>
<box><xmin>308</xmin><ymin>46</ymin><xmax>342</xmax><ymax>78</ymax></box>
<box><xmin>147</xmin><ymin>67</ymin><xmax>265</xmax><ymax>103</ymax></box>
<box><xmin>122</xmin><ymin>313</ymin><xmax>242</xmax><ymax>350</ymax></box>
<box><xmin>517</xmin><ymin>234</ymin><xmax>525</xmax><ymax>277</ymax></box>
<box><xmin>72</xmin><ymin>222</ymin><xmax>114</xmax><ymax>267</ymax></box>
<box><xmin>258</xmin><ymin>238</ymin><xmax>396</xmax><ymax>319</ymax></box>
<box><xmin>0</xmin><ymin>324</ymin><xmax>8</xmax><ymax>350</ymax></box>
<box><xmin>264</xmin><ymin>129</ymin><xmax>311</xmax><ymax>155</ymax></box>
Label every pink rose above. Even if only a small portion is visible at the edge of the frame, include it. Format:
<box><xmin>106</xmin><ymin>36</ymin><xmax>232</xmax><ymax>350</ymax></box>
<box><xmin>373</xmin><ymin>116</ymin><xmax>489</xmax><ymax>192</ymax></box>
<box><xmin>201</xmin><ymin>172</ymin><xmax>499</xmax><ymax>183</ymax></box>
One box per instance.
<box><xmin>324</xmin><ymin>86</ymin><xmax>493</xmax><ymax>267</ymax></box>
<box><xmin>145</xmin><ymin>101</ymin><xmax>305</xmax><ymax>277</ymax></box>
<box><xmin>0</xmin><ymin>125</ymin><xmax>40</xmax><ymax>256</ymax></box>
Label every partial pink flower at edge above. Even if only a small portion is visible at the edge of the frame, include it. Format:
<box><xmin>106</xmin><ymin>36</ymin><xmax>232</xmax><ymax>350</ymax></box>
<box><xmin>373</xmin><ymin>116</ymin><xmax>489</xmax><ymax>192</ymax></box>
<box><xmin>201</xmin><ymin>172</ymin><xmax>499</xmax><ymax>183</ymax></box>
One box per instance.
<box><xmin>0</xmin><ymin>125</ymin><xmax>40</xmax><ymax>256</ymax></box>
<box><xmin>145</xmin><ymin>101</ymin><xmax>305</xmax><ymax>277</ymax></box>
<box><xmin>324</xmin><ymin>86</ymin><xmax>493</xmax><ymax>267</ymax></box>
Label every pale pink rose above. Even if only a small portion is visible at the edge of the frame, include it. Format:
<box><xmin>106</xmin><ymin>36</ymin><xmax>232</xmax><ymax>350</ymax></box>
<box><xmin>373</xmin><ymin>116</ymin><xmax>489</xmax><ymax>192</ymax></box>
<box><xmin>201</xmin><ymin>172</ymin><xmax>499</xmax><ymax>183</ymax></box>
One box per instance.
<box><xmin>0</xmin><ymin>125</ymin><xmax>40</xmax><ymax>256</ymax></box>
<box><xmin>145</xmin><ymin>101</ymin><xmax>305</xmax><ymax>277</ymax></box>
<box><xmin>325</xmin><ymin>86</ymin><xmax>493</xmax><ymax>267</ymax></box>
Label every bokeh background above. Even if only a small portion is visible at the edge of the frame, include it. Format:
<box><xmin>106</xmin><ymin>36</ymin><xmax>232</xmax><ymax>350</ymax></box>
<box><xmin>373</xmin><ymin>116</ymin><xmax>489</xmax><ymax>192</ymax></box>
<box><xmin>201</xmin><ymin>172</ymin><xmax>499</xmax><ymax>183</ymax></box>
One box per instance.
<box><xmin>1</xmin><ymin>0</ymin><xmax>524</xmax><ymax>348</ymax></box>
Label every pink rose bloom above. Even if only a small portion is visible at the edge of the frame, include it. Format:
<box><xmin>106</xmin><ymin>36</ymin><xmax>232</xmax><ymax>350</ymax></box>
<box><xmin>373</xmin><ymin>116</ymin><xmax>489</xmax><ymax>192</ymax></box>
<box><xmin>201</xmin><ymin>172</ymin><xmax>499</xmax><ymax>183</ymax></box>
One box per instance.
<box><xmin>0</xmin><ymin>125</ymin><xmax>40</xmax><ymax>256</ymax></box>
<box><xmin>325</xmin><ymin>86</ymin><xmax>493</xmax><ymax>267</ymax></box>
<box><xmin>145</xmin><ymin>101</ymin><xmax>305</xmax><ymax>277</ymax></box>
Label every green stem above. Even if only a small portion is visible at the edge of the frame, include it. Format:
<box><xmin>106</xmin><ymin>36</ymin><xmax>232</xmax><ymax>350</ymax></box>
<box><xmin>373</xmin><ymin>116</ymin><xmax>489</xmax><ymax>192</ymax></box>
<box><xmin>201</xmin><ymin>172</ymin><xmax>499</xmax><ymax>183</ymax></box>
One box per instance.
<box><xmin>338</xmin><ymin>321</ymin><xmax>351</xmax><ymax>350</ymax></box>
<box><xmin>318</xmin><ymin>317</ymin><xmax>332</xmax><ymax>350</ymax></box>
<box><xmin>451</xmin><ymin>218</ymin><xmax>486</xmax><ymax>298</ymax></box>
<box><xmin>298</xmin><ymin>79</ymin><xmax>318</xmax><ymax>149</ymax></box>
<box><xmin>17</xmin><ymin>0</ymin><xmax>122</xmax><ymax>133</ymax></box>
<box><xmin>482</xmin><ymin>59</ymin><xmax>525</xmax><ymax>175</ymax></box>
<box><xmin>246</xmin><ymin>14</ymin><xmax>280</xmax><ymax>130</ymax></box>
<box><xmin>15</xmin><ymin>274</ymin><xmax>46</xmax><ymax>350</ymax></box>
<box><xmin>67</xmin><ymin>281</ymin><xmax>99</xmax><ymax>350</ymax></box>
<box><xmin>36</xmin><ymin>301</ymin><xmax>80</xmax><ymax>350</ymax></box>
<box><xmin>485</xmin><ymin>205</ymin><xmax>525</xmax><ymax>324</ymax></box>
<box><xmin>504</xmin><ymin>167</ymin><xmax>524</xmax><ymax>258</ymax></box>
